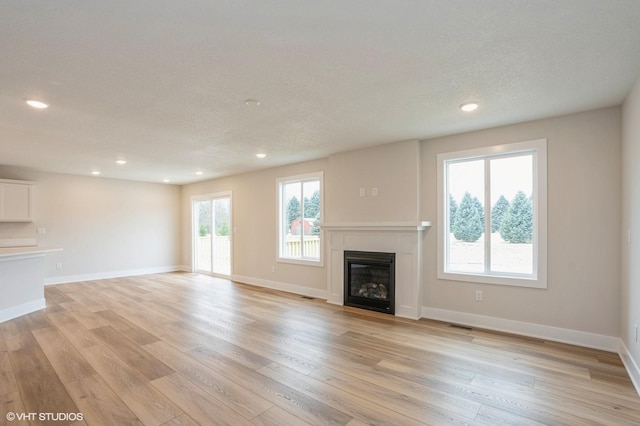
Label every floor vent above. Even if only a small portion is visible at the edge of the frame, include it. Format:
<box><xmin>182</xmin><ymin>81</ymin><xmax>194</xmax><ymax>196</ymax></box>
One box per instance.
<box><xmin>449</xmin><ymin>323</ymin><xmax>473</xmax><ymax>331</ymax></box>
<box><xmin>301</xmin><ymin>296</ymin><xmax>315</xmax><ymax>300</ymax></box>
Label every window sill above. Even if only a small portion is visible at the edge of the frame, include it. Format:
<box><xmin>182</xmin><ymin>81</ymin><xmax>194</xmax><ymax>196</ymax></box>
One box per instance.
<box><xmin>277</xmin><ymin>257</ymin><xmax>324</xmax><ymax>268</ymax></box>
<box><xmin>438</xmin><ymin>270</ymin><xmax>546</xmax><ymax>289</ymax></box>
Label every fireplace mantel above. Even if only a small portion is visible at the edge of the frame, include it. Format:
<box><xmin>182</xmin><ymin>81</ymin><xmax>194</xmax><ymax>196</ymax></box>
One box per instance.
<box><xmin>322</xmin><ymin>220</ymin><xmax>430</xmax><ymax>320</ymax></box>
<box><xmin>320</xmin><ymin>221</ymin><xmax>431</xmax><ymax>232</ymax></box>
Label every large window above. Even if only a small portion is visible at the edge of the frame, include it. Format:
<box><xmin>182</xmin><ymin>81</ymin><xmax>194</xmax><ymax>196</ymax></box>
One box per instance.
<box><xmin>437</xmin><ymin>139</ymin><xmax>547</xmax><ymax>288</ymax></box>
<box><xmin>277</xmin><ymin>172</ymin><xmax>323</xmax><ymax>265</ymax></box>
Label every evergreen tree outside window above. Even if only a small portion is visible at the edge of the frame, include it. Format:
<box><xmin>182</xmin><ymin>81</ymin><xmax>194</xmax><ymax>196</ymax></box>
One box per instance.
<box><xmin>500</xmin><ymin>191</ymin><xmax>533</xmax><ymax>244</ymax></box>
<box><xmin>453</xmin><ymin>192</ymin><xmax>484</xmax><ymax>243</ymax></box>
<box><xmin>448</xmin><ymin>194</ymin><xmax>458</xmax><ymax>232</ymax></box>
<box><xmin>437</xmin><ymin>139</ymin><xmax>547</xmax><ymax>288</ymax></box>
<box><xmin>286</xmin><ymin>196</ymin><xmax>301</xmax><ymax>231</ymax></box>
<box><xmin>491</xmin><ymin>195</ymin><xmax>510</xmax><ymax>233</ymax></box>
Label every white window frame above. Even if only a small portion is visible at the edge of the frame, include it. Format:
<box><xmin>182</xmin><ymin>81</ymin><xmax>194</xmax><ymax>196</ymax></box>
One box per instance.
<box><xmin>276</xmin><ymin>172</ymin><xmax>324</xmax><ymax>266</ymax></box>
<box><xmin>437</xmin><ymin>139</ymin><xmax>547</xmax><ymax>288</ymax></box>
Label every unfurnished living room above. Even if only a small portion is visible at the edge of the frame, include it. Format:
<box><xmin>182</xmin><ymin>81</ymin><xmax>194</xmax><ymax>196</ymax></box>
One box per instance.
<box><xmin>1</xmin><ymin>1</ymin><xmax>640</xmax><ymax>425</ymax></box>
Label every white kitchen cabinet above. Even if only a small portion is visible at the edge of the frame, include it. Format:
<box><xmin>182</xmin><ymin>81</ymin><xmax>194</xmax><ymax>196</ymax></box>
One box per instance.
<box><xmin>0</xmin><ymin>179</ymin><xmax>33</xmax><ymax>222</ymax></box>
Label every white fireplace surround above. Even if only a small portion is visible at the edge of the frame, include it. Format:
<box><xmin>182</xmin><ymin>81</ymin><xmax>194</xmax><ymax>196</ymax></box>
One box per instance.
<box><xmin>321</xmin><ymin>221</ymin><xmax>431</xmax><ymax>320</ymax></box>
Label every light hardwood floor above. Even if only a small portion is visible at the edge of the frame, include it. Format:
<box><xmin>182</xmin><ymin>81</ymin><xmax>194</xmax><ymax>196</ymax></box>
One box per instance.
<box><xmin>1</xmin><ymin>272</ymin><xmax>639</xmax><ymax>425</ymax></box>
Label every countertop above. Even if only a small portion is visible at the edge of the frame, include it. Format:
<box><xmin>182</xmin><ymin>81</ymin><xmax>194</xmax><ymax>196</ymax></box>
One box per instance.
<box><xmin>0</xmin><ymin>246</ymin><xmax>63</xmax><ymax>259</ymax></box>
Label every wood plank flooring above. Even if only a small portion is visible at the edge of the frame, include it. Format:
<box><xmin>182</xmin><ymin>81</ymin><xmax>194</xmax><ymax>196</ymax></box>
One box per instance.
<box><xmin>1</xmin><ymin>272</ymin><xmax>639</xmax><ymax>425</ymax></box>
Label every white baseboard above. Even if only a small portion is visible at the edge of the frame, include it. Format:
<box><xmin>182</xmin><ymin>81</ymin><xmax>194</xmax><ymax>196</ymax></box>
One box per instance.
<box><xmin>179</xmin><ymin>265</ymin><xmax>192</xmax><ymax>272</ymax></box>
<box><xmin>0</xmin><ymin>298</ymin><xmax>46</xmax><ymax>323</ymax></box>
<box><xmin>619</xmin><ymin>340</ymin><xmax>640</xmax><ymax>395</ymax></box>
<box><xmin>422</xmin><ymin>306</ymin><xmax>620</xmax><ymax>352</ymax></box>
<box><xmin>231</xmin><ymin>274</ymin><xmax>327</xmax><ymax>300</ymax></box>
<box><xmin>44</xmin><ymin>265</ymin><xmax>182</xmax><ymax>285</ymax></box>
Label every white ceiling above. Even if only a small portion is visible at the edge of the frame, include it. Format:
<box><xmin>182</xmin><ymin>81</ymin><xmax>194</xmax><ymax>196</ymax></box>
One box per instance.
<box><xmin>1</xmin><ymin>1</ymin><xmax>640</xmax><ymax>185</ymax></box>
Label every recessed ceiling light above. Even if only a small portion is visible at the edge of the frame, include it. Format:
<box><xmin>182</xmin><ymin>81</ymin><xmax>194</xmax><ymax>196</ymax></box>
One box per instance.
<box><xmin>256</xmin><ymin>153</ymin><xmax>267</xmax><ymax>159</ymax></box>
<box><xmin>459</xmin><ymin>102</ymin><xmax>479</xmax><ymax>112</ymax></box>
<box><xmin>195</xmin><ymin>171</ymin><xmax>204</xmax><ymax>175</ymax></box>
<box><xmin>115</xmin><ymin>159</ymin><xmax>127</xmax><ymax>165</ymax></box>
<box><xmin>91</xmin><ymin>170</ymin><xmax>101</xmax><ymax>176</ymax></box>
<box><xmin>162</xmin><ymin>178</ymin><xmax>170</xmax><ymax>183</ymax></box>
<box><xmin>244</xmin><ymin>99</ymin><xmax>261</xmax><ymax>107</ymax></box>
<box><xmin>26</xmin><ymin>100</ymin><xmax>48</xmax><ymax>109</ymax></box>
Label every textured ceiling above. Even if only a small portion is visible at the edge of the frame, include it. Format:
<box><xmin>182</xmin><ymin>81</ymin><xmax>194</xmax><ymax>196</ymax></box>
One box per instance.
<box><xmin>1</xmin><ymin>1</ymin><xmax>640</xmax><ymax>184</ymax></box>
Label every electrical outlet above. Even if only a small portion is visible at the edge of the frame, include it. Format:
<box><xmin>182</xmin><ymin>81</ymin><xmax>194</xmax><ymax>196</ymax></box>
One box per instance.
<box><xmin>37</xmin><ymin>227</ymin><xmax>46</xmax><ymax>234</ymax></box>
<box><xmin>372</xmin><ymin>187</ymin><xmax>378</xmax><ymax>196</ymax></box>
<box><xmin>475</xmin><ymin>290</ymin><xmax>483</xmax><ymax>301</ymax></box>
<box><xmin>56</xmin><ymin>262</ymin><xmax>63</xmax><ymax>270</ymax></box>
<box><xmin>359</xmin><ymin>187</ymin><xmax>366</xmax><ymax>197</ymax></box>
<box><xmin>271</xmin><ymin>265</ymin><xmax>276</xmax><ymax>273</ymax></box>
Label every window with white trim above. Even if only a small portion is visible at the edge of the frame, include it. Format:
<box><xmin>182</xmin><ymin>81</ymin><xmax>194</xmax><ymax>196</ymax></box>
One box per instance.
<box><xmin>277</xmin><ymin>172</ymin><xmax>323</xmax><ymax>265</ymax></box>
<box><xmin>437</xmin><ymin>139</ymin><xmax>547</xmax><ymax>288</ymax></box>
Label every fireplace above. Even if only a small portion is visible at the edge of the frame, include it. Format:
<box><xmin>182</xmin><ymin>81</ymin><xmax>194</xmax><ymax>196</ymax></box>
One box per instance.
<box><xmin>323</xmin><ymin>221</ymin><xmax>430</xmax><ymax>319</ymax></box>
<box><xmin>344</xmin><ymin>250</ymin><xmax>395</xmax><ymax>315</ymax></box>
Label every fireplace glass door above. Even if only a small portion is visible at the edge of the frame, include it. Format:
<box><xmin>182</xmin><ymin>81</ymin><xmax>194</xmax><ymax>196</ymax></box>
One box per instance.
<box><xmin>344</xmin><ymin>251</ymin><xmax>395</xmax><ymax>314</ymax></box>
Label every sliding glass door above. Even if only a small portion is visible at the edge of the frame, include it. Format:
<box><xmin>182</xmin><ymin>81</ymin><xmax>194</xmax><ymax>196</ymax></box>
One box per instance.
<box><xmin>193</xmin><ymin>193</ymin><xmax>231</xmax><ymax>276</ymax></box>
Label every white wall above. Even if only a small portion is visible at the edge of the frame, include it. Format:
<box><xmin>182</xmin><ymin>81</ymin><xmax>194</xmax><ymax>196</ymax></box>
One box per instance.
<box><xmin>0</xmin><ymin>167</ymin><xmax>181</xmax><ymax>282</ymax></box>
<box><xmin>181</xmin><ymin>159</ymin><xmax>328</xmax><ymax>295</ymax></box>
<box><xmin>180</xmin><ymin>140</ymin><xmax>422</xmax><ymax>296</ymax></box>
<box><xmin>622</xmin><ymin>75</ymin><xmax>640</xmax><ymax>384</ymax></box>
<box><xmin>421</xmin><ymin>107</ymin><xmax>622</xmax><ymax>339</ymax></box>
<box><xmin>326</xmin><ymin>139</ymin><xmax>421</xmax><ymax>222</ymax></box>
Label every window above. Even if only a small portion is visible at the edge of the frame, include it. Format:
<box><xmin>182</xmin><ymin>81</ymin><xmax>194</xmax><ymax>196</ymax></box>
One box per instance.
<box><xmin>437</xmin><ymin>139</ymin><xmax>547</xmax><ymax>288</ymax></box>
<box><xmin>277</xmin><ymin>172</ymin><xmax>323</xmax><ymax>265</ymax></box>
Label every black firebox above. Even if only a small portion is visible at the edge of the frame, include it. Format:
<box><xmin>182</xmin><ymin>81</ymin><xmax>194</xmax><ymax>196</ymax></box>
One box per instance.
<box><xmin>344</xmin><ymin>250</ymin><xmax>395</xmax><ymax>315</ymax></box>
